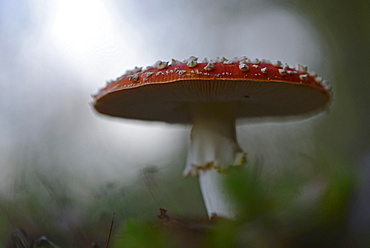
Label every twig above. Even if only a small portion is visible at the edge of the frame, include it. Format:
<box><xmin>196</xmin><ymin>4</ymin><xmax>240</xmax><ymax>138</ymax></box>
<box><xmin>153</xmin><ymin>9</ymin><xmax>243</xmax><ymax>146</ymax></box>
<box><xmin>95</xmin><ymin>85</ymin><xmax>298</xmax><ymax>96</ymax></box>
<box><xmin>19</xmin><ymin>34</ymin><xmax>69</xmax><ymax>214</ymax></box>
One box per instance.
<box><xmin>105</xmin><ymin>212</ymin><xmax>115</xmax><ymax>248</ymax></box>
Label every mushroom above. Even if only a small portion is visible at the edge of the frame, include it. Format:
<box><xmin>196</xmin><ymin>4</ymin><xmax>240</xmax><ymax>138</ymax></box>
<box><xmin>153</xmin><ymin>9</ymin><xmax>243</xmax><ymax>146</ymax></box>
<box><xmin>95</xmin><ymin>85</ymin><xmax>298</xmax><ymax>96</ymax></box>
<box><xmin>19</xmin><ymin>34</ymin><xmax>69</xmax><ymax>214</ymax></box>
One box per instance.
<box><xmin>93</xmin><ymin>56</ymin><xmax>331</xmax><ymax>219</ymax></box>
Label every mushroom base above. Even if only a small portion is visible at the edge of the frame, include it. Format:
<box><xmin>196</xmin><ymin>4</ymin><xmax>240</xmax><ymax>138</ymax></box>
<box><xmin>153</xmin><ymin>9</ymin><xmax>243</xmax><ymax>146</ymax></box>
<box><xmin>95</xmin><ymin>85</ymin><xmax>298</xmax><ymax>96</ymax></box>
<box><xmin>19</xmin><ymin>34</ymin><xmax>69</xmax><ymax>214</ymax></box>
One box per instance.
<box><xmin>184</xmin><ymin>102</ymin><xmax>246</xmax><ymax>218</ymax></box>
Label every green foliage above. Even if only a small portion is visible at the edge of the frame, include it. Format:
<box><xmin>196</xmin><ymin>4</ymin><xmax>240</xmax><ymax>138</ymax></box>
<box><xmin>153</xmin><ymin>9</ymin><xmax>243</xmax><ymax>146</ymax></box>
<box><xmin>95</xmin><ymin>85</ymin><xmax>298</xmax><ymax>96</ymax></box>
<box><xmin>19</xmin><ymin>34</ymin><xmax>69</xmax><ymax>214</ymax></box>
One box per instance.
<box><xmin>106</xmin><ymin>159</ymin><xmax>357</xmax><ymax>248</ymax></box>
<box><xmin>1</xmin><ymin>152</ymin><xmax>360</xmax><ymax>248</ymax></box>
<box><xmin>220</xmin><ymin>160</ymin><xmax>356</xmax><ymax>247</ymax></box>
<box><xmin>112</xmin><ymin>219</ymin><xmax>173</xmax><ymax>248</ymax></box>
<box><xmin>205</xmin><ymin>220</ymin><xmax>238</xmax><ymax>248</ymax></box>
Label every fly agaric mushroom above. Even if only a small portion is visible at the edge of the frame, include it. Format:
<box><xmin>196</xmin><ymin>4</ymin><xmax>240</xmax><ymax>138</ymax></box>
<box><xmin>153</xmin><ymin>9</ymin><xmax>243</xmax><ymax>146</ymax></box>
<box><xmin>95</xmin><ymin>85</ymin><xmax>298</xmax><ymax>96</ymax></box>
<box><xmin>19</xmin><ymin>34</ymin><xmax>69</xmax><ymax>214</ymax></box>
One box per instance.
<box><xmin>93</xmin><ymin>56</ymin><xmax>331</xmax><ymax>219</ymax></box>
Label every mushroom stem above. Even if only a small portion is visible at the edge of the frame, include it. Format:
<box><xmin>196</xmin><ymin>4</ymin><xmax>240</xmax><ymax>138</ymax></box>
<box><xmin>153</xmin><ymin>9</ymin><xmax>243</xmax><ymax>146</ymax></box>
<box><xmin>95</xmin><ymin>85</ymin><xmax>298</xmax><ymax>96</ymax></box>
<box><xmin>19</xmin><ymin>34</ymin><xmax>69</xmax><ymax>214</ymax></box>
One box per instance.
<box><xmin>184</xmin><ymin>102</ymin><xmax>246</xmax><ymax>218</ymax></box>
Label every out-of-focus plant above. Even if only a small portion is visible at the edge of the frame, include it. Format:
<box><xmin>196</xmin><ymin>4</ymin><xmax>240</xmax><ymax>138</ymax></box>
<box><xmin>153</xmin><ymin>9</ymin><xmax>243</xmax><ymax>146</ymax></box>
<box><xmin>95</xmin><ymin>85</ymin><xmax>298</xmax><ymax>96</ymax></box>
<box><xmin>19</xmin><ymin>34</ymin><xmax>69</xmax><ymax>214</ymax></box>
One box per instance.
<box><xmin>0</xmin><ymin>152</ymin><xmax>359</xmax><ymax>247</ymax></box>
<box><xmin>218</xmin><ymin>160</ymin><xmax>355</xmax><ymax>247</ymax></box>
<box><xmin>111</xmin><ymin>156</ymin><xmax>357</xmax><ymax>248</ymax></box>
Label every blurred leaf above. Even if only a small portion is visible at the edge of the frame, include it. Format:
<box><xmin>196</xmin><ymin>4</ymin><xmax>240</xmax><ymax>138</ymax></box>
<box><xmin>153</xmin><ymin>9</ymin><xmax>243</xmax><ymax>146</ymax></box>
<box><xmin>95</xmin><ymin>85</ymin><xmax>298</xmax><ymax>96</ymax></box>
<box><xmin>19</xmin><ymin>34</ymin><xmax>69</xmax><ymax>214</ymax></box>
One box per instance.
<box><xmin>320</xmin><ymin>164</ymin><xmax>354</xmax><ymax>219</ymax></box>
<box><xmin>112</xmin><ymin>219</ymin><xmax>168</xmax><ymax>248</ymax></box>
<box><xmin>224</xmin><ymin>164</ymin><xmax>271</xmax><ymax>220</ymax></box>
<box><xmin>205</xmin><ymin>221</ymin><xmax>237</xmax><ymax>248</ymax></box>
<box><xmin>221</xmin><ymin>158</ymin><xmax>356</xmax><ymax>247</ymax></box>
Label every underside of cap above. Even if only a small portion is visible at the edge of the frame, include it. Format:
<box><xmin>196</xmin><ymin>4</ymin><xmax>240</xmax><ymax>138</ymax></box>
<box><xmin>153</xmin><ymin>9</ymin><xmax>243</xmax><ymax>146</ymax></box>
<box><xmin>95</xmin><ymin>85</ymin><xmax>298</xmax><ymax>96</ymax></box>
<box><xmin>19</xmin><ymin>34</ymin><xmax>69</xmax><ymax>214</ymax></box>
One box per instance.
<box><xmin>93</xmin><ymin>57</ymin><xmax>331</xmax><ymax>124</ymax></box>
<box><xmin>94</xmin><ymin>79</ymin><xmax>329</xmax><ymax>123</ymax></box>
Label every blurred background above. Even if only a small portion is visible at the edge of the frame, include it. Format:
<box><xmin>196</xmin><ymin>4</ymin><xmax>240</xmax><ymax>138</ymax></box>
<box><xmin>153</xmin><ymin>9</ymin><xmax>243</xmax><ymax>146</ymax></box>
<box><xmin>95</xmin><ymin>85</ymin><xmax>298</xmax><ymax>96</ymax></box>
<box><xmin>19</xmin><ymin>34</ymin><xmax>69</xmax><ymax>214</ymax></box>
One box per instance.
<box><xmin>0</xmin><ymin>0</ymin><xmax>369</xmax><ymax>247</ymax></box>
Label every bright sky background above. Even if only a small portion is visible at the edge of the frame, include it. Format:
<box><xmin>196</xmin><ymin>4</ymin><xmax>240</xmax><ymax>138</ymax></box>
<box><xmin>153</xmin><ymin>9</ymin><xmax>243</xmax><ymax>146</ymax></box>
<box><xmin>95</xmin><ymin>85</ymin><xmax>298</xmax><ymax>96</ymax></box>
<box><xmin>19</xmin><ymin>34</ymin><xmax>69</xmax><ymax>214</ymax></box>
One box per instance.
<box><xmin>0</xmin><ymin>0</ymin><xmax>325</xmax><ymax>193</ymax></box>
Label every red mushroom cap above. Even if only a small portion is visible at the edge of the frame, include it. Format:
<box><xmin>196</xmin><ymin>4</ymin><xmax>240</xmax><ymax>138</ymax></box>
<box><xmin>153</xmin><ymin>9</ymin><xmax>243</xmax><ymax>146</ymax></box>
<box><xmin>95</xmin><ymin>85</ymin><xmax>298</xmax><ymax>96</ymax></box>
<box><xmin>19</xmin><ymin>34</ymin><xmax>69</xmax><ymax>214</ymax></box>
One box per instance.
<box><xmin>93</xmin><ymin>57</ymin><xmax>331</xmax><ymax>123</ymax></box>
